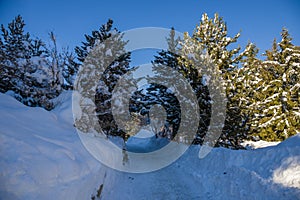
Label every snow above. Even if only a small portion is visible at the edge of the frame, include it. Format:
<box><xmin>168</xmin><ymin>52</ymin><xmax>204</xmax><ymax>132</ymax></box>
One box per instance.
<box><xmin>187</xmin><ymin>53</ymin><xmax>195</xmax><ymax>59</ymax></box>
<box><xmin>201</xmin><ymin>74</ymin><xmax>211</xmax><ymax>86</ymax></box>
<box><xmin>0</xmin><ymin>92</ymin><xmax>102</xmax><ymax>199</ymax></box>
<box><xmin>264</xmin><ymin>60</ymin><xmax>281</xmax><ymax>65</ymax></box>
<box><xmin>273</xmin><ymin>156</ymin><xmax>300</xmax><ymax>189</ymax></box>
<box><xmin>241</xmin><ymin>140</ymin><xmax>280</xmax><ymax>149</ymax></box>
<box><xmin>294</xmin><ymin>111</ymin><xmax>300</xmax><ymax>117</ymax></box>
<box><xmin>1</xmin><ymin>92</ymin><xmax>300</xmax><ymax>199</ymax></box>
<box><xmin>105</xmin><ymin>49</ymin><xmax>112</xmax><ymax>57</ymax></box>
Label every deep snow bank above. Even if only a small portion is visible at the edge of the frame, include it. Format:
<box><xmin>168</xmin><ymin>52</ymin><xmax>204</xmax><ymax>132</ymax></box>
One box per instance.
<box><xmin>0</xmin><ymin>92</ymin><xmax>104</xmax><ymax>199</ymax></box>
<box><xmin>0</xmin><ymin>92</ymin><xmax>299</xmax><ymax>200</ymax></box>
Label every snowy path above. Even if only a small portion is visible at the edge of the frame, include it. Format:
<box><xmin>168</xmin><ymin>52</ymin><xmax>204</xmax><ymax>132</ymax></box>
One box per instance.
<box><xmin>99</xmin><ymin>139</ymin><xmax>300</xmax><ymax>200</ymax></box>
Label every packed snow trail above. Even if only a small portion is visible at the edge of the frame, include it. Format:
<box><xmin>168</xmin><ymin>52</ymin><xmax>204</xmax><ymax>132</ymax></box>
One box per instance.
<box><xmin>0</xmin><ymin>92</ymin><xmax>299</xmax><ymax>199</ymax></box>
<box><xmin>99</xmin><ymin>136</ymin><xmax>300</xmax><ymax>200</ymax></box>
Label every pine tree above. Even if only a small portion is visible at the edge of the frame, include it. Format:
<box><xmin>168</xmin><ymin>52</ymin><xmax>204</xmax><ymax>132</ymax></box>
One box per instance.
<box><xmin>74</xmin><ymin>19</ymin><xmax>114</xmax><ymax>63</ymax></box>
<box><xmin>47</xmin><ymin>32</ymin><xmax>78</xmax><ymax>90</ymax></box>
<box><xmin>129</xmin><ymin>83</ymin><xmax>181</xmax><ymax>139</ymax></box>
<box><xmin>227</xmin><ymin>43</ymin><xmax>261</xmax><ymax>141</ymax></box>
<box><xmin>278</xmin><ymin>28</ymin><xmax>293</xmax><ymax>63</ymax></box>
<box><xmin>73</xmin><ymin>19</ymin><xmax>132</xmax><ymax>140</ymax></box>
<box><xmin>0</xmin><ymin>15</ymin><xmax>59</xmax><ymax>110</ymax></box>
<box><xmin>241</xmin><ymin>42</ymin><xmax>260</xmax><ymax>68</ymax></box>
<box><xmin>238</xmin><ymin>28</ymin><xmax>300</xmax><ymax>141</ymax></box>
<box><xmin>177</xmin><ymin>13</ymin><xmax>253</xmax><ymax>148</ymax></box>
<box><xmin>150</xmin><ymin>29</ymin><xmax>200</xmax><ymax>141</ymax></box>
<box><xmin>192</xmin><ymin>13</ymin><xmax>243</xmax><ymax>73</ymax></box>
<box><xmin>61</xmin><ymin>49</ymin><xmax>78</xmax><ymax>90</ymax></box>
<box><xmin>151</xmin><ymin>14</ymin><xmax>255</xmax><ymax>148</ymax></box>
<box><xmin>265</xmin><ymin>38</ymin><xmax>279</xmax><ymax>62</ymax></box>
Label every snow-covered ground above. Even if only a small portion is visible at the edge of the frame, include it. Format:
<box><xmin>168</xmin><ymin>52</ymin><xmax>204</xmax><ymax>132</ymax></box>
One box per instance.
<box><xmin>241</xmin><ymin>140</ymin><xmax>280</xmax><ymax>150</ymax></box>
<box><xmin>0</xmin><ymin>92</ymin><xmax>299</xmax><ymax>199</ymax></box>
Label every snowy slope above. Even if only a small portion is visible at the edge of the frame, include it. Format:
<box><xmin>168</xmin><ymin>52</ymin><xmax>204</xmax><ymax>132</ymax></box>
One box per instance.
<box><xmin>0</xmin><ymin>92</ymin><xmax>300</xmax><ymax>200</ymax></box>
<box><xmin>0</xmin><ymin>92</ymin><xmax>104</xmax><ymax>199</ymax></box>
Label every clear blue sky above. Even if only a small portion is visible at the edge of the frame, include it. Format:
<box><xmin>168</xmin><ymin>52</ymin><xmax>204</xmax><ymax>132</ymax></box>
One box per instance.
<box><xmin>1</xmin><ymin>0</ymin><xmax>300</xmax><ymax>64</ymax></box>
